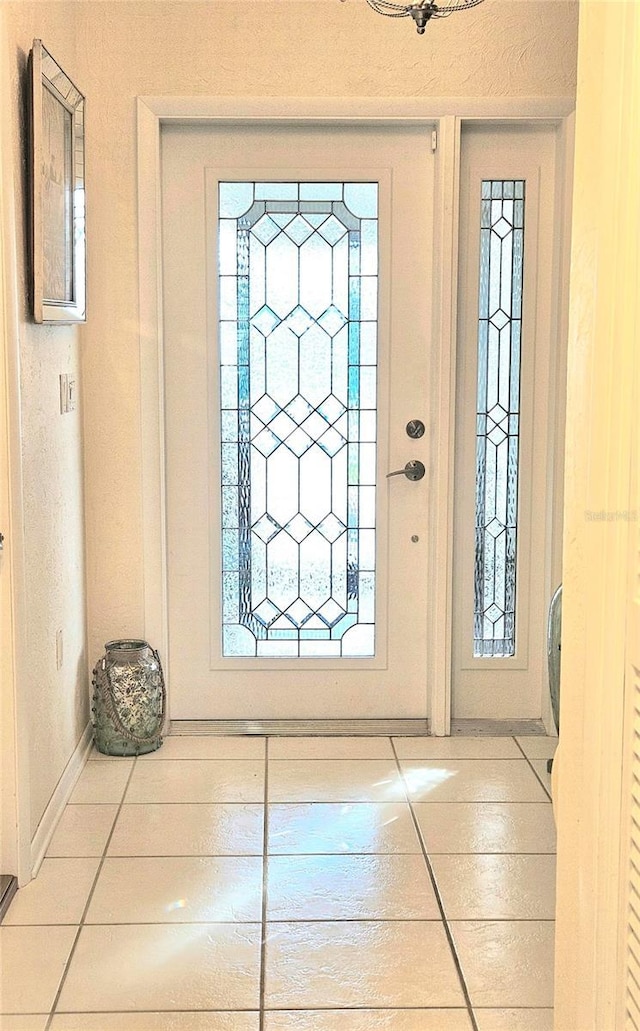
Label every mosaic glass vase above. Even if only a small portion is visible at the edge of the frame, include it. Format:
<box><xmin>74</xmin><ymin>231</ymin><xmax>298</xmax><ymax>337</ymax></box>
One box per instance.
<box><xmin>91</xmin><ymin>639</ymin><xmax>165</xmax><ymax>756</ymax></box>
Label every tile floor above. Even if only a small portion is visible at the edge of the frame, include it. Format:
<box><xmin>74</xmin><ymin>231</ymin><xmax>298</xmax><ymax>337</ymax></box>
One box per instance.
<box><xmin>0</xmin><ymin>734</ymin><xmax>558</xmax><ymax>1031</ymax></box>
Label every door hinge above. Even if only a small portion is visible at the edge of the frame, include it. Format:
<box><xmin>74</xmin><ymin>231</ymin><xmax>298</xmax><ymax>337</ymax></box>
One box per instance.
<box><xmin>431</xmin><ymin>129</ymin><xmax>437</xmax><ymax>153</ymax></box>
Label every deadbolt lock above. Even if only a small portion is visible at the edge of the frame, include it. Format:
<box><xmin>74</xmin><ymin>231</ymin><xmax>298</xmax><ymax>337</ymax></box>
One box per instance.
<box><xmin>406</xmin><ymin>419</ymin><xmax>425</xmax><ymax>439</ymax></box>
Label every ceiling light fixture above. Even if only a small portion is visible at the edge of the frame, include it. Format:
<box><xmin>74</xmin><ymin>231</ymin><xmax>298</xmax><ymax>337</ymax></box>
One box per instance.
<box><xmin>351</xmin><ymin>0</ymin><xmax>485</xmax><ymax>34</ymax></box>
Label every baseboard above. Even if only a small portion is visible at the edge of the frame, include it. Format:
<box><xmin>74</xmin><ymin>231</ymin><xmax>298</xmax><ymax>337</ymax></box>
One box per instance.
<box><xmin>30</xmin><ymin>722</ymin><xmax>93</xmax><ymax>878</ymax></box>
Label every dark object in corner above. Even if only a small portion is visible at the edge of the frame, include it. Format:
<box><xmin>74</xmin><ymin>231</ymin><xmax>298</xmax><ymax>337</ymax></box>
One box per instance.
<box><xmin>0</xmin><ymin>875</ymin><xmax>18</xmax><ymax>923</ymax></box>
<box><xmin>547</xmin><ymin>584</ymin><xmax>562</xmax><ymax>774</ymax></box>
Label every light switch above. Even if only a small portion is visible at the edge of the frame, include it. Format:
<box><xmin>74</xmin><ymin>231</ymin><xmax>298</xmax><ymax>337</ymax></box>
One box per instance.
<box><xmin>59</xmin><ymin>374</ymin><xmax>76</xmax><ymax>414</ymax></box>
<box><xmin>59</xmin><ymin>373</ymin><xmax>68</xmax><ymax>414</ymax></box>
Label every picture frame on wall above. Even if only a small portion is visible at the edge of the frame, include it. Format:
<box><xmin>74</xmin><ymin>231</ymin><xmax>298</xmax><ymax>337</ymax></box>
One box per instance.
<box><xmin>29</xmin><ymin>39</ymin><xmax>86</xmax><ymax>323</ymax></box>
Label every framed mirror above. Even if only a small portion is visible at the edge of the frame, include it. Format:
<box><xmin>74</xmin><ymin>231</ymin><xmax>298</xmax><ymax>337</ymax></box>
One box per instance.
<box><xmin>29</xmin><ymin>39</ymin><xmax>86</xmax><ymax>323</ymax></box>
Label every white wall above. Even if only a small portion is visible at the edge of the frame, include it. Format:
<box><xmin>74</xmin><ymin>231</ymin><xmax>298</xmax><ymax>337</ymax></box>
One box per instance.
<box><xmin>3</xmin><ymin>5</ymin><xmax>88</xmax><ymax>843</ymax></box>
<box><xmin>1</xmin><ymin>0</ymin><xmax>578</xmax><ymax>856</ymax></box>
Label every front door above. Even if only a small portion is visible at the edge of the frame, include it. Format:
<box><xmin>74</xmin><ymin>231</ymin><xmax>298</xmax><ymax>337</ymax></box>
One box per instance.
<box><xmin>161</xmin><ymin>124</ymin><xmax>435</xmax><ymax>719</ymax></box>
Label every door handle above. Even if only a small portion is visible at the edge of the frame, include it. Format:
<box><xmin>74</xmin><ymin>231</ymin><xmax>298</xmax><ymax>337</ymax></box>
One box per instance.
<box><xmin>386</xmin><ymin>460</ymin><xmax>426</xmax><ymax>482</ymax></box>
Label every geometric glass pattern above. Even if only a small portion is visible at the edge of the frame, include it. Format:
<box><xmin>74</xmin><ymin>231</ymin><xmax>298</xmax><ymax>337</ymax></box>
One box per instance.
<box><xmin>218</xmin><ymin>181</ymin><xmax>378</xmax><ymax>657</ymax></box>
<box><xmin>474</xmin><ymin>180</ymin><xmax>525</xmax><ymax>657</ymax></box>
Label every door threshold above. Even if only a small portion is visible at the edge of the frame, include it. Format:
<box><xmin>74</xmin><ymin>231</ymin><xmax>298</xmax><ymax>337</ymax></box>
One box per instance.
<box><xmin>169</xmin><ymin>719</ymin><xmax>431</xmax><ymax>737</ymax></box>
<box><xmin>168</xmin><ymin>718</ymin><xmax>549</xmax><ymax>737</ymax></box>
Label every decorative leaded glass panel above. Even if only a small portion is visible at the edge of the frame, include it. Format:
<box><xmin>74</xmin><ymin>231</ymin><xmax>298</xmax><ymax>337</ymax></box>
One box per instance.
<box><xmin>218</xmin><ymin>181</ymin><xmax>378</xmax><ymax>658</ymax></box>
<box><xmin>474</xmin><ymin>180</ymin><xmax>525</xmax><ymax>658</ymax></box>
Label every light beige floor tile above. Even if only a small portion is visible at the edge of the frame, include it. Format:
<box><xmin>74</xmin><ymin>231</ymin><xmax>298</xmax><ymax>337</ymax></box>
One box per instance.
<box><xmin>264</xmin><ymin>1011</ymin><xmax>473</xmax><ymax>1030</ymax></box>
<box><xmin>268</xmin><ymin>802</ymin><xmax>421</xmax><ymax>854</ymax></box>
<box><xmin>516</xmin><ymin>737</ymin><xmax>558</xmax><ymax>760</ymax></box>
<box><xmin>474</xmin><ymin>1010</ymin><xmax>554</xmax><ymax>1031</ymax></box>
<box><xmin>0</xmin><ymin>925</ymin><xmax>77</xmax><ymax>1013</ymax></box>
<box><xmin>399</xmin><ymin>759</ymin><xmax>549</xmax><ymax>802</ymax></box>
<box><xmin>138</xmin><ymin>736</ymin><xmax>266</xmax><ymax>760</ymax></box>
<box><xmin>68</xmin><ymin>761</ymin><xmax>134</xmax><ymax>804</ymax></box>
<box><xmin>57</xmin><ymin>923</ymin><xmax>261</xmax><ymax>1011</ymax></box>
<box><xmin>530</xmin><ymin>760</ymin><xmax>553</xmax><ymax>795</ymax></box>
<box><xmin>265</xmin><ymin>921</ymin><xmax>465</xmax><ymax>1008</ymax></box>
<box><xmin>267</xmin><ymin>854</ymin><xmax>439</xmax><ymax>920</ymax></box>
<box><xmin>431</xmin><ymin>854</ymin><xmax>556</xmax><ymax>920</ymax></box>
<box><xmin>125</xmin><ymin>760</ymin><xmax>264</xmax><ymax>803</ymax></box>
<box><xmin>86</xmin><ymin>856</ymin><xmax>263</xmax><ymax>922</ymax></box>
<box><xmin>413</xmin><ymin>802</ymin><xmax>556</xmax><ymax>854</ymax></box>
<box><xmin>50</xmin><ymin>1013</ymin><xmax>259</xmax><ymax>1030</ymax></box>
<box><xmin>108</xmin><ymin>802</ymin><xmax>264</xmax><ymax>856</ymax></box>
<box><xmin>269</xmin><ymin>737</ymin><xmax>394</xmax><ymax>759</ymax></box>
<box><xmin>4</xmin><ymin>858</ymin><xmax>100</xmax><ymax>925</ymax></box>
<box><xmin>0</xmin><ymin>1017</ymin><xmax>48</xmax><ymax>1030</ymax></box>
<box><xmin>47</xmin><ymin>804</ymin><xmax>119</xmax><ymax>857</ymax></box>
<box><xmin>393</xmin><ymin>737</ymin><xmax>521</xmax><ymax>760</ymax></box>
<box><xmin>268</xmin><ymin>760</ymin><xmax>406</xmax><ymax>803</ymax></box>
<box><xmin>450</xmin><ymin>921</ymin><xmax>555</xmax><ymax>1007</ymax></box>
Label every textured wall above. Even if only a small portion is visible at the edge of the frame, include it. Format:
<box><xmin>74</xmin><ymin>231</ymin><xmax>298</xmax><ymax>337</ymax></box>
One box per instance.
<box><xmin>3</xmin><ymin>5</ymin><xmax>88</xmax><ymax>838</ymax></box>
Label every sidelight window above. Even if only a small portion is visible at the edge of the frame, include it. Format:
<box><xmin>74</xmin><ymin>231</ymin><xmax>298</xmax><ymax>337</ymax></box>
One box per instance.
<box><xmin>474</xmin><ymin>179</ymin><xmax>525</xmax><ymax>658</ymax></box>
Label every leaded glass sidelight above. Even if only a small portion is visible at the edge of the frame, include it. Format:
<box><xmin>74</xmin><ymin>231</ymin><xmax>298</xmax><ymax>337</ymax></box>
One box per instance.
<box><xmin>474</xmin><ymin>180</ymin><xmax>525</xmax><ymax>658</ymax></box>
<box><xmin>218</xmin><ymin>181</ymin><xmax>378</xmax><ymax>658</ymax></box>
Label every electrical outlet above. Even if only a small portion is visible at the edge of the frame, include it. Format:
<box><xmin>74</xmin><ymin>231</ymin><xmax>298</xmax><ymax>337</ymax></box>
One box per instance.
<box><xmin>56</xmin><ymin>629</ymin><xmax>63</xmax><ymax>670</ymax></box>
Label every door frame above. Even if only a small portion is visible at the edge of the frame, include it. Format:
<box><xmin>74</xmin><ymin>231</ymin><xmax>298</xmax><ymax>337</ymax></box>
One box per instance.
<box><xmin>137</xmin><ymin>95</ymin><xmax>574</xmax><ymax>735</ymax></box>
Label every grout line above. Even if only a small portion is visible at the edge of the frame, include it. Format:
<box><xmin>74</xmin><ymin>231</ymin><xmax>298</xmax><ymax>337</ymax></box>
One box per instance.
<box><xmin>89</xmin><ymin>754</ymin><xmax>544</xmax><ymax>762</ymax></box>
<box><xmin>259</xmin><ymin>737</ymin><xmax>269</xmax><ymax>1031</ymax></box>
<box><xmin>6</xmin><ymin>917</ymin><xmax>557</xmax><ymax>928</ymax></box>
<box><xmin>512</xmin><ymin>737</ymin><xmax>553</xmax><ymax>801</ymax></box>
<box><xmin>268</xmin><ymin>756</ymin><xmax>529</xmax><ymax>761</ymax></box>
<box><xmin>389</xmin><ymin>738</ymin><xmax>480</xmax><ymax>1031</ymax></box>
<box><xmin>7</xmin><ymin>1006</ymin><xmax>531</xmax><ymax>1016</ymax></box>
<box><xmin>65</xmin><ymin>799</ymin><xmax>555</xmax><ymax>807</ymax></box>
<box><xmin>44</xmin><ymin>756</ymin><xmax>139</xmax><ymax>1030</ymax></box>
<box><xmin>37</xmin><ymin>849</ymin><xmax>558</xmax><ymax>863</ymax></box>
<box><xmin>87</xmin><ymin>756</ymin><xmax>467</xmax><ymax>764</ymax></box>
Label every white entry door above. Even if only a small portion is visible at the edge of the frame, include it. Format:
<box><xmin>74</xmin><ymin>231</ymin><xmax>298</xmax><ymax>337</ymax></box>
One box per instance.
<box><xmin>161</xmin><ymin>124</ymin><xmax>435</xmax><ymax>720</ymax></box>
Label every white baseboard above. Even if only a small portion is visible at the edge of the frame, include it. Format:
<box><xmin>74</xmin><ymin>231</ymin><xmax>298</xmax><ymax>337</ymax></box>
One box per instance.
<box><xmin>30</xmin><ymin>722</ymin><xmax>93</xmax><ymax>878</ymax></box>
